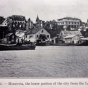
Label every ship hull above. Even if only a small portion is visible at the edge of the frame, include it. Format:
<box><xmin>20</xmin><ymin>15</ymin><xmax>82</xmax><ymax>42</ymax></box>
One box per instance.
<box><xmin>0</xmin><ymin>44</ymin><xmax>36</xmax><ymax>51</ymax></box>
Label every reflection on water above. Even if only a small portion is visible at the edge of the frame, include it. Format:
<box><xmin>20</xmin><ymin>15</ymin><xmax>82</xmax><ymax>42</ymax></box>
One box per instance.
<box><xmin>0</xmin><ymin>46</ymin><xmax>88</xmax><ymax>78</ymax></box>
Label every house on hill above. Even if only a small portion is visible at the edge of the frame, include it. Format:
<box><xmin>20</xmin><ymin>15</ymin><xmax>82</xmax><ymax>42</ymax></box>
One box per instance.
<box><xmin>57</xmin><ymin>17</ymin><xmax>81</xmax><ymax>31</ymax></box>
<box><xmin>7</xmin><ymin>15</ymin><xmax>26</xmax><ymax>31</ymax></box>
<box><xmin>25</xmin><ymin>27</ymin><xmax>50</xmax><ymax>44</ymax></box>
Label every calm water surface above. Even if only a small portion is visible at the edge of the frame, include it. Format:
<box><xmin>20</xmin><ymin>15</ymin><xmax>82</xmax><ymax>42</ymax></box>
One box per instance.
<box><xmin>0</xmin><ymin>46</ymin><xmax>88</xmax><ymax>78</ymax></box>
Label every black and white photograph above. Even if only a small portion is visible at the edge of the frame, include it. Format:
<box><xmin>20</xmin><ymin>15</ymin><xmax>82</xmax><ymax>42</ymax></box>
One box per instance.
<box><xmin>0</xmin><ymin>0</ymin><xmax>88</xmax><ymax>81</ymax></box>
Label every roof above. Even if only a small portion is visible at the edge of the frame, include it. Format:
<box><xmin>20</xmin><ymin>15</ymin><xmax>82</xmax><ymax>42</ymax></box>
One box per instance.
<box><xmin>58</xmin><ymin>17</ymin><xmax>81</xmax><ymax>21</ymax></box>
<box><xmin>6</xmin><ymin>33</ymin><xmax>13</xmax><ymax>36</ymax></box>
<box><xmin>64</xmin><ymin>35</ymin><xmax>75</xmax><ymax>39</ymax></box>
<box><xmin>0</xmin><ymin>24</ymin><xmax>7</xmax><ymax>27</ymax></box>
<box><xmin>16</xmin><ymin>30</ymin><xmax>26</xmax><ymax>33</ymax></box>
<box><xmin>15</xmin><ymin>30</ymin><xmax>25</xmax><ymax>37</ymax></box>
<box><xmin>16</xmin><ymin>33</ymin><xmax>24</xmax><ymax>37</ymax></box>
<box><xmin>10</xmin><ymin>15</ymin><xmax>26</xmax><ymax>21</ymax></box>
<box><xmin>0</xmin><ymin>16</ymin><xmax>5</xmax><ymax>24</ymax></box>
<box><xmin>62</xmin><ymin>31</ymin><xmax>82</xmax><ymax>36</ymax></box>
<box><xmin>81</xmin><ymin>37</ymin><xmax>88</xmax><ymax>40</ymax></box>
<box><xmin>25</xmin><ymin>27</ymin><xmax>45</xmax><ymax>35</ymax></box>
<box><xmin>60</xmin><ymin>30</ymin><xmax>82</xmax><ymax>39</ymax></box>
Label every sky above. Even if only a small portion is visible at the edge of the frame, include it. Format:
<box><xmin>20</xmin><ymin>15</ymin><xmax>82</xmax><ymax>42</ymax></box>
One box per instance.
<box><xmin>0</xmin><ymin>0</ymin><xmax>88</xmax><ymax>22</ymax></box>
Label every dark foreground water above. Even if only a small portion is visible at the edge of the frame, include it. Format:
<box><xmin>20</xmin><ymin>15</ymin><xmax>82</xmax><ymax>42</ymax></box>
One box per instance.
<box><xmin>0</xmin><ymin>46</ymin><xmax>88</xmax><ymax>78</ymax></box>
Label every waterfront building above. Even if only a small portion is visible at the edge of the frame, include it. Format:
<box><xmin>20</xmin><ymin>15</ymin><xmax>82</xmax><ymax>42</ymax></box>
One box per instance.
<box><xmin>59</xmin><ymin>30</ymin><xmax>83</xmax><ymax>44</ymax></box>
<box><xmin>57</xmin><ymin>17</ymin><xmax>81</xmax><ymax>30</ymax></box>
<box><xmin>6</xmin><ymin>30</ymin><xmax>25</xmax><ymax>44</ymax></box>
<box><xmin>25</xmin><ymin>27</ymin><xmax>50</xmax><ymax>44</ymax></box>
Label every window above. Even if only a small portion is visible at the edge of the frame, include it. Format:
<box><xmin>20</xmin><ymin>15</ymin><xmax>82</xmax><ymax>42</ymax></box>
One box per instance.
<box><xmin>62</xmin><ymin>22</ymin><xmax>64</xmax><ymax>25</ymax></box>
<box><xmin>29</xmin><ymin>35</ymin><xmax>32</xmax><ymax>38</ymax></box>
<box><xmin>13</xmin><ymin>24</ymin><xmax>15</xmax><ymax>27</ymax></box>
<box><xmin>12</xmin><ymin>35</ymin><xmax>14</xmax><ymax>39</ymax></box>
<box><xmin>78</xmin><ymin>22</ymin><xmax>79</xmax><ymax>25</ymax></box>
<box><xmin>37</xmin><ymin>35</ymin><xmax>38</xmax><ymax>37</ymax></box>
<box><xmin>65</xmin><ymin>21</ymin><xmax>67</xmax><ymax>24</ymax></box>
<box><xmin>41</xmin><ymin>30</ymin><xmax>44</xmax><ymax>33</ymax></box>
<box><xmin>19</xmin><ymin>25</ymin><xmax>21</xmax><ymax>27</ymax></box>
<box><xmin>47</xmin><ymin>35</ymin><xmax>49</xmax><ymax>38</ymax></box>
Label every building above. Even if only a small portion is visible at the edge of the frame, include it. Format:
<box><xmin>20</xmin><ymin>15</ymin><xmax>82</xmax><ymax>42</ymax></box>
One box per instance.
<box><xmin>25</xmin><ymin>27</ymin><xmax>50</xmax><ymax>44</ymax></box>
<box><xmin>78</xmin><ymin>20</ymin><xmax>88</xmax><ymax>37</ymax></box>
<box><xmin>0</xmin><ymin>17</ymin><xmax>9</xmax><ymax>39</ymax></box>
<box><xmin>0</xmin><ymin>16</ymin><xmax>5</xmax><ymax>24</ymax></box>
<box><xmin>26</xmin><ymin>18</ymin><xmax>34</xmax><ymax>30</ymax></box>
<box><xmin>7</xmin><ymin>15</ymin><xmax>26</xmax><ymax>31</ymax></box>
<box><xmin>84</xmin><ymin>19</ymin><xmax>88</xmax><ymax>31</ymax></box>
<box><xmin>5</xmin><ymin>30</ymin><xmax>25</xmax><ymax>44</ymax></box>
<box><xmin>57</xmin><ymin>17</ymin><xmax>81</xmax><ymax>30</ymax></box>
<box><xmin>36</xmin><ymin>15</ymin><xmax>45</xmax><ymax>28</ymax></box>
<box><xmin>59</xmin><ymin>30</ymin><xmax>83</xmax><ymax>44</ymax></box>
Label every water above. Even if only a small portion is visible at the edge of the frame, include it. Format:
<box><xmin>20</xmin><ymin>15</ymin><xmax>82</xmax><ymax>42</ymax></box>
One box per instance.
<box><xmin>0</xmin><ymin>46</ymin><xmax>88</xmax><ymax>78</ymax></box>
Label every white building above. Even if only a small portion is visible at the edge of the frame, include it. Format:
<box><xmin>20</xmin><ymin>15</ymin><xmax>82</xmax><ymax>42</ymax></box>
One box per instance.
<box><xmin>59</xmin><ymin>30</ymin><xmax>84</xmax><ymax>44</ymax></box>
<box><xmin>25</xmin><ymin>27</ymin><xmax>50</xmax><ymax>43</ymax></box>
<box><xmin>57</xmin><ymin>17</ymin><xmax>81</xmax><ymax>30</ymax></box>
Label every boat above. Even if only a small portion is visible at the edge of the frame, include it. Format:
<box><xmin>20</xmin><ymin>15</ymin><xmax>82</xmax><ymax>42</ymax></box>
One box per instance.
<box><xmin>0</xmin><ymin>43</ymin><xmax>36</xmax><ymax>51</ymax></box>
<box><xmin>36</xmin><ymin>39</ymin><xmax>50</xmax><ymax>46</ymax></box>
<box><xmin>77</xmin><ymin>41</ymin><xmax>88</xmax><ymax>46</ymax></box>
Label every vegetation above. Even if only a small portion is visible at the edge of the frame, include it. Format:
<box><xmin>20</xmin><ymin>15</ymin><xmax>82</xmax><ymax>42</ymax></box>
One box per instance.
<box><xmin>44</xmin><ymin>21</ymin><xmax>63</xmax><ymax>38</ymax></box>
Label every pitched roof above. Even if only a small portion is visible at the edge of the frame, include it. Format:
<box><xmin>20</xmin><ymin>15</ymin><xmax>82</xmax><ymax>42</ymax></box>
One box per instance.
<box><xmin>64</xmin><ymin>35</ymin><xmax>75</xmax><ymax>38</ymax></box>
<box><xmin>60</xmin><ymin>30</ymin><xmax>82</xmax><ymax>39</ymax></box>
<box><xmin>0</xmin><ymin>17</ymin><xmax>5</xmax><ymax>24</ymax></box>
<box><xmin>25</xmin><ymin>27</ymin><xmax>43</xmax><ymax>35</ymax></box>
<box><xmin>62</xmin><ymin>31</ymin><xmax>82</xmax><ymax>36</ymax></box>
<box><xmin>6</xmin><ymin>33</ymin><xmax>13</xmax><ymax>36</ymax></box>
<box><xmin>15</xmin><ymin>30</ymin><xmax>25</xmax><ymax>37</ymax></box>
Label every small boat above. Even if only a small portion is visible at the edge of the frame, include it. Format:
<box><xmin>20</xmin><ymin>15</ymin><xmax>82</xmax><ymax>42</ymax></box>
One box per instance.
<box><xmin>36</xmin><ymin>39</ymin><xmax>50</xmax><ymax>46</ymax></box>
<box><xmin>0</xmin><ymin>43</ymin><xmax>36</xmax><ymax>51</ymax></box>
